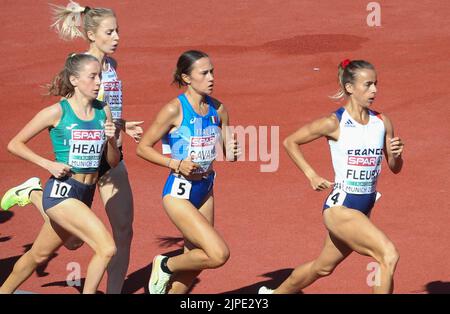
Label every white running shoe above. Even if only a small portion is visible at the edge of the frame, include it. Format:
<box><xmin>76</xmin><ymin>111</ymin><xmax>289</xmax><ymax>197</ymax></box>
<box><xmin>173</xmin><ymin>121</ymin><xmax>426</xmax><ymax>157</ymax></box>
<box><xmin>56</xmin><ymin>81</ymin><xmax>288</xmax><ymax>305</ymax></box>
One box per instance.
<box><xmin>258</xmin><ymin>286</ymin><xmax>274</xmax><ymax>294</ymax></box>
<box><xmin>148</xmin><ymin>255</ymin><xmax>172</xmax><ymax>294</ymax></box>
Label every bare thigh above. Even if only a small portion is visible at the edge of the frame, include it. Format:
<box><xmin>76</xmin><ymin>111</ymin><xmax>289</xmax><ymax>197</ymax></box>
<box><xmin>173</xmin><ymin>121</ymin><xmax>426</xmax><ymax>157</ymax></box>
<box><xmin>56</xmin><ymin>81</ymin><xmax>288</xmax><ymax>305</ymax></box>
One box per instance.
<box><xmin>46</xmin><ymin>198</ymin><xmax>114</xmax><ymax>252</ymax></box>
<box><xmin>183</xmin><ymin>191</ymin><xmax>215</xmax><ymax>252</ymax></box>
<box><xmin>162</xmin><ymin>191</ymin><xmax>227</xmax><ymax>257</ymax></box>
<box><xmin>323</xmin><ymin>206</ymin><xmax>395</xmax><ymax>261</ymax></box>
<box><xmin>31</xmin><ymin>190</ymin><xmax>83</xmax><ymax>250</ymax></box>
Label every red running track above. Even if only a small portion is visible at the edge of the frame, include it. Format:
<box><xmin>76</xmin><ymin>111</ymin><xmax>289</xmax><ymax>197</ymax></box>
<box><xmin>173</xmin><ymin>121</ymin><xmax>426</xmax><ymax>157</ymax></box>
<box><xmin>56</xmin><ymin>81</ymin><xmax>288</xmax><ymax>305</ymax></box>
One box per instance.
<box><xmin>0</xmin><ymin>0</ymin><xmax>449</xmax><ymax>293</ymax></box>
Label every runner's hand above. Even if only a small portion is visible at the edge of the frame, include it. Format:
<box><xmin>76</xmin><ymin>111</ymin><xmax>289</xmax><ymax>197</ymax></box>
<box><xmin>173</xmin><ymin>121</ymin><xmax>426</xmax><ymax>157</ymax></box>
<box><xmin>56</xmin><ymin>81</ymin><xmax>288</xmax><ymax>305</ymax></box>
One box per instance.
<box><xmin>178</xmin><ymin>156</ymin><xmax>200</xmax><ymax>176</ymax></box>
<box><xmin>389</xmin><ymin>137</ymin><xmax>404</xmax><ymax>158</ymax></box>
<box><xmin>104</xmin><ymin>121</ymin><xmax>116</xmax><ymax>140</ymax></box>
<box><xmin>227</xmin><ymin>133</ymin><xmax>241</xmax><ymax>161</ymax></box>
<box><xmin>125</xmin><ymin>121</ymin><xmax>144</xmax><ymax>143</ymax></box>
<box><xmin>46</xmin><ymin>161</ymin><xmax>72</xmax><ymax>179</ymax></box>
<box><xmin>310</xmin><ymin>175</ymin><xmax>334</xmax><ymax>191</ymax></box>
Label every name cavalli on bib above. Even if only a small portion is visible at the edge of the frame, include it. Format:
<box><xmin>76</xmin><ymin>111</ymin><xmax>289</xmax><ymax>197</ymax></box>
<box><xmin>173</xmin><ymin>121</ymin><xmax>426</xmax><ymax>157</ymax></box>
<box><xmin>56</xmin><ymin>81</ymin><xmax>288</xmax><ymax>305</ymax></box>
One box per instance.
<box><xmin>188</xmin><ymin>134</ymin><xmax>218</xmax><ymax>173</ymax></box>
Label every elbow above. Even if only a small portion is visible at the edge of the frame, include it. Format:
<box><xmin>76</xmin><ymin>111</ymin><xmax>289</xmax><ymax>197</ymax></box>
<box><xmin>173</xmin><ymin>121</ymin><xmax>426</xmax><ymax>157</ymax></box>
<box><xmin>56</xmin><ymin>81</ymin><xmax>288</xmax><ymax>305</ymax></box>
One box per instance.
<box><xmin>283</xmin><ymin>136</ymin><xmax>292</xmax><ymax>151</ymax></box>
<box><xmin>136</xmin><ymin>143</ymin><xmax>144</xmax><ymax>159</ymax></box>
<box><xmin>108</xmin><ymin>154</ymin><xmax>120</xmax><ymax>169</ymax></box>
<box><xmin>7</xmin><ymin>139</ymin><xmax>17</xmax><ymax>155</ymax></box>
<box><xmin>111</xmin><ymin>156</ymin><xmax>120</xmax><ymax>168</ymax></box>
<box><xmin>389</xmin><ymin>157</ymin><xmax>403</xmax><ymax>174</ymax></box>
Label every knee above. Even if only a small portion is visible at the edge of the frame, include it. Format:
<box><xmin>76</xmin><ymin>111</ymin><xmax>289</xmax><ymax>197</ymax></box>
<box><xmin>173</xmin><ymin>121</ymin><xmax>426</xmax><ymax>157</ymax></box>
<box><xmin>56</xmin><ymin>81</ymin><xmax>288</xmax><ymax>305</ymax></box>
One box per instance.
<box><xmin>313</xmin><ymin>263</ymin><xmax>336</xmax><ymax>278</ymax></box>
<box><xmin>102</xmin><ymin>244</ymin><xmax>117</xmax><ymax>260</ymax></box>
<box><xmin>96</xmin><ymin>240</ymin><xmax>117</xmax><ymax>260</ymax></box>
<box><xmin>207</xmin><ymin>247</ymin><xmax>230</xmax><ymax>269</ymax></box>
<box><xmin>29</xmin><ymin>250</ymin><xmax>52</xmax><ymax>265</ymax></box>
<box><xmin>380</xmin><ymin>244</ymin><xmax>400</xmax><ymax>270</ymax></box>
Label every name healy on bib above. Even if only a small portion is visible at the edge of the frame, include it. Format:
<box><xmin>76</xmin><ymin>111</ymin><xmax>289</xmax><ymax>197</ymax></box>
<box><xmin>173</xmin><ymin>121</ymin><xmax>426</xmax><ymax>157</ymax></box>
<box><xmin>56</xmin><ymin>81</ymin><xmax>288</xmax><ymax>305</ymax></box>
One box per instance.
<box><xmin>69</xmin><ymin>129</ymin><xmax>106</xmax><ymax>169</ymax></box>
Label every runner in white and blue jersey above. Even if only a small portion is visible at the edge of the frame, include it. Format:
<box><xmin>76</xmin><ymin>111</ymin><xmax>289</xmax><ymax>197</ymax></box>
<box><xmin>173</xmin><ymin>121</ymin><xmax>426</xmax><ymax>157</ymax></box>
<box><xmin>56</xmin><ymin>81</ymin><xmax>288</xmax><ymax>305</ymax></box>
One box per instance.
<box><xmin>259</xmin><ymin>59</ymin><xmax>404</xmax><ymax>294</ymax></box>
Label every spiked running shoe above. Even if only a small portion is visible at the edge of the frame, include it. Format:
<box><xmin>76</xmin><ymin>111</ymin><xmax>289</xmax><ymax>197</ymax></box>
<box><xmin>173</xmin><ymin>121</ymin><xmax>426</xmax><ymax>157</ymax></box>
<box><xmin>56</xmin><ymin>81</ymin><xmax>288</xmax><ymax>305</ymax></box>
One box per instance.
<box><xmin>1</xmin><ymin>177</ymin><xmax>42</xmax><ymax>211</ymax></box>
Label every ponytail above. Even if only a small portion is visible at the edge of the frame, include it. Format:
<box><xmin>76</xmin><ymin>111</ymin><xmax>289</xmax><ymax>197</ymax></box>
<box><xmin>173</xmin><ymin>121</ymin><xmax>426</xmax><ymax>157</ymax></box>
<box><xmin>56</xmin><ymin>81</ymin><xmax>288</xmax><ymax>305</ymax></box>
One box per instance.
<box><xmin>50</xmin><ymin>1</ymin><xmax>115</xmax><ymax>42</ymax></box>
<box><xmin>49</xmin><ymin>0</ymin><xmax>88</xmax><ymax>40</ymax></box>
<box><xmin>330</xmin><ymin>59</ymin><xmax>375</xmax><ymax>100</ymax></box>
<box><xmin>47</xmin><ymin>53</ymin><xmax>98</xmax><ymax>97</ymax></box>
<box><xmin>172</xmin><ymin>50</ymin><xmax>209</xmax><ymax>87</ymax></box>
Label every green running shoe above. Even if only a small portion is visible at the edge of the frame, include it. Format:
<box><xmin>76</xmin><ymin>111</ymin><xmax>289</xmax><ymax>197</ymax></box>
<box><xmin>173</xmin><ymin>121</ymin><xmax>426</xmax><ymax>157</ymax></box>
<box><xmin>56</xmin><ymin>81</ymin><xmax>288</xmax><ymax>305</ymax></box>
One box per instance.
<box><xmin>1</xmin><ymin>177</ymin><xmax>42</xmax><ymax>211</ymax></box>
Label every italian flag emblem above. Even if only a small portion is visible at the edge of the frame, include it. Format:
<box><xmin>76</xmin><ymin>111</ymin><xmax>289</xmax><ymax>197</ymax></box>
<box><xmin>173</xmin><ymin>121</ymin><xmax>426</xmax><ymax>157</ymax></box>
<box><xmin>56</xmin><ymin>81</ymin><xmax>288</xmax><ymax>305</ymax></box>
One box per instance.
<box><xmin>210</xmin><ymin>116</ymin><xmax>218</xmax><ymax>124</ymax></box>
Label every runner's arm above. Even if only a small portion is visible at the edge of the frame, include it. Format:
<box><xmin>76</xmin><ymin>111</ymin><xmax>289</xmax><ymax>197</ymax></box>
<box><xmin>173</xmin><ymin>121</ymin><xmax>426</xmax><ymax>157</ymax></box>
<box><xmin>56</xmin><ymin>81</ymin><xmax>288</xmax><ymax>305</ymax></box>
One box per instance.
<box><xmin>7</xmin><ymin>104</ymin><xmax>70</xmax><ymax>174</ymax></box>
<box><xmin>283</xmin><ymin>114</ymin><xmax>339</xmax><ymax>191</ymax></box>
<box><xmin>381</xmin><ymin>114</ymin><xmax>404</xmax><ymax>174</ymax></box>
<box><xmin>136</xmin><ymin>100</ymin><xmax>182</xmax><ymax>171</ymax></box>
<box><xmin>103</xmin><ymin>105</ymin><xmax>120</xmax><ymax>168</ymax></box>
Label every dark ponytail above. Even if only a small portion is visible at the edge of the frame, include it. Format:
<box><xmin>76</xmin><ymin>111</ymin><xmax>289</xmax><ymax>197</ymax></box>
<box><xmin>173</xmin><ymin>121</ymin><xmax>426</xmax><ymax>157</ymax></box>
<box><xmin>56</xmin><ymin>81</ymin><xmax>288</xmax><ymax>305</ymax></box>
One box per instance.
<box><xmin>172</xmin><ymin>50</ymin><xmax>209</xmax><ymax>87</ymax></box>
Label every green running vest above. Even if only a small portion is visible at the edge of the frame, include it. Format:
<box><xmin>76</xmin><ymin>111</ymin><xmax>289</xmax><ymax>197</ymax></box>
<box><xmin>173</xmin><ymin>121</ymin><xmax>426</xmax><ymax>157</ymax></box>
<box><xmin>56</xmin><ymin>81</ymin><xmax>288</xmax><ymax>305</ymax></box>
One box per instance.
<box><xmin>49</xmin><ymin>99</ymin><xmax>107</xmax><ymax>173</ymax></box>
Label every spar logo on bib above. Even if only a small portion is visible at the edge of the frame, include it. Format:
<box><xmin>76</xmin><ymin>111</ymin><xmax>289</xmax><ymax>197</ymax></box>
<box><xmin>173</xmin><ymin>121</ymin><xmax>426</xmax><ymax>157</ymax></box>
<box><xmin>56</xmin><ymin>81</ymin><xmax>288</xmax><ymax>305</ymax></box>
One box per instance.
<box><xmin>191</xmin><ymin>135</ymin><xmax>216</xmax><ymax>147</ymax></box>
<box><xmin>347</xmin><ymin>156</ymin><xmax>377</xmax><ymax>167</ymax></box>
<box><xmin>72</xmin><ymin>130</ymin><xmax>104</xmax><ymax>141</ymax></box>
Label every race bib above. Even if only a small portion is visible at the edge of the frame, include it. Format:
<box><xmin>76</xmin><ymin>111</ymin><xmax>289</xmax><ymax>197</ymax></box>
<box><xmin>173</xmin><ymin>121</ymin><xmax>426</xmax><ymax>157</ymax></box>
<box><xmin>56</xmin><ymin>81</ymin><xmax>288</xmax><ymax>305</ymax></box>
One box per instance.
<box><xmin>170</xmin><ymin>177</ymin><xmax>192</xmax><ymax>199</ymax></box>
<box><xmin>69</xmin><ymin>129</ymin><xmax>105</xmax><ymax>169</ymax></box>
<box><xmin>326</xmin><ymin>189</ymin><xmax>347</xmax><ymax>207</ymax></box>
<box><xmin>50</xmin><ymin>180</ymin><xmax>72</xmax><ymax>198</ymax></box>
<box><xmin>102</xmin><ymin>81</ymin><xmax>122</xmax><ymax>120</ymax></box>
<box><xmin>188</xmin><ymin>135</ymin><xmax>217</xmax><ymax>173</ymax></box>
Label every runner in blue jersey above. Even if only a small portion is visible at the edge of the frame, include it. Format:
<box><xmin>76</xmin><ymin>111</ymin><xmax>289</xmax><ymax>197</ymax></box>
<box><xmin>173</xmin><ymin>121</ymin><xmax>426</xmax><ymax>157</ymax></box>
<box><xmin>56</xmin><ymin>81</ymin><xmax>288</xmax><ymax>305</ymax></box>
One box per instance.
<box><xmin>0</xmin><ymin>54</ymin><xmax>119</xmax><ymax>294</ymax></box>
<box><xmin>259</xmin><ymin>60</ymin><xmax>404</xmax><ymax>294</ymax></box>
<box><xmin>137</xmin><ymin>50</ymin><xmax>240</xmax><ymax>294</ymax></box>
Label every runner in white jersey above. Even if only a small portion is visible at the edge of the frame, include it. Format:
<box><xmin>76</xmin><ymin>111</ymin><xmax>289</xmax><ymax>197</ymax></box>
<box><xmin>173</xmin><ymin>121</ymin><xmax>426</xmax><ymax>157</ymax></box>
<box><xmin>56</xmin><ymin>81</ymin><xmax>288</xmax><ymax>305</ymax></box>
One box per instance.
<box><xmin>259</xmin><ymin>59</ymin><xmax>404</xmax><ymax>295</ymax></box>
<box><xmin>98</xmin><ymin>56</ymin><xmax>122</xmax><ymax>121</ymax></box>
<box><xmin>324</xmin><ymin>106</ymin><xmax>385</xmax><ymax>212</ymax></box>
<box><xmin>0</xmin><ymin>2</ymin><xmax>143</xmax><ymax>294</ymax></box>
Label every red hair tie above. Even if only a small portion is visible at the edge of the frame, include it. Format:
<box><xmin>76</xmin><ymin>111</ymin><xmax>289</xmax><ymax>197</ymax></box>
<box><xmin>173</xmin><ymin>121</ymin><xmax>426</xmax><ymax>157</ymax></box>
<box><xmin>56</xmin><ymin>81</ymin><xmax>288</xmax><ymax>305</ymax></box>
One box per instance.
<box><xmin>341</xmin><ymin>59</ymin><xmax>351</xmax><ymax>69</ymax></box>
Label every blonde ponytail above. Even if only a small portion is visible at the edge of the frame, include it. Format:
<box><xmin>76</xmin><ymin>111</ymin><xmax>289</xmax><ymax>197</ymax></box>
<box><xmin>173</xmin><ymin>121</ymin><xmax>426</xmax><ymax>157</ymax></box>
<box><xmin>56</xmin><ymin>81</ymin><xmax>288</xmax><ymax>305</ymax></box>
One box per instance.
<box><xmin>49</xmin><ymin>2</ymin><xmax>115</xmax><ymax>42</ymax></box>
<box><xmin>49</xmin><ymin>1</ymin><xmax>87</xmax><ymax>41</ymax></box>
<box><xmin>330</xmin><ymin>64</ymin><xmax>347</xmax><ymax>101</ymax></box>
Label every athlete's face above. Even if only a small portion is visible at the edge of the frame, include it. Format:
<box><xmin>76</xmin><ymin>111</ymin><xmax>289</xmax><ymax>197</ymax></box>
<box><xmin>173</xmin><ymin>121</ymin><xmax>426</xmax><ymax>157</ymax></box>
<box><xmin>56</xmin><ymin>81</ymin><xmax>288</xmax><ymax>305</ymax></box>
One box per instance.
<box><xmin>88</xmin><ymin>16</ymin><xmax>120</xmax><ymax>55</ymax></box>
<box><xmin>71</xmin><ymin>60</ymin><xmax>102</xmax><ymax>99</ymax></box>
<box><xmin>184</xmin><ymin>57</ymin><xmax>214</xmax><ymax>95</ymax></box>
<box><xmin>347</xmin><ymin>69</ymin><xmax>378</xmax><ymax>107</ymax></box>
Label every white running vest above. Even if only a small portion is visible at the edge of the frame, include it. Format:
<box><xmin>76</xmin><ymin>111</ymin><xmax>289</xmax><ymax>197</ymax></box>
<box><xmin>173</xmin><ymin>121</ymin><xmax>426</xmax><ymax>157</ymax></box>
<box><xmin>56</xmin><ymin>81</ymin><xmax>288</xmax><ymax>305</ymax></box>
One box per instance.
<box><xmin>329</xmin><ymin>107</ymin><xmax>385</xmax><ymax>194</ymax></box>
<box><xmin>97</xmin><ymin>57</ymin><xmax>122</xmax><ymax>121</ymax></box>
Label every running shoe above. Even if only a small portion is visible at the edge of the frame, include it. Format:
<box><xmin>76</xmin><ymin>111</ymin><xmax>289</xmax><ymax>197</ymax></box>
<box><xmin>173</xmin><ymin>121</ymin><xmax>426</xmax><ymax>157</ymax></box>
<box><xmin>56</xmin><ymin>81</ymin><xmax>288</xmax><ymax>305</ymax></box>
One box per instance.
<box><xmin>148</xmin><ymin>255</ymin><xmax>172</xmax><ymax>294</ymax></box>
<box><xmin>258</xmin><ymin>286</ymin><xmax>274</xmax><ymax>294</ymax></box>
<box><xmin>1</xmin><ymin>177</ymin><xmax>42</xmax><ymax>211</ymax></box>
